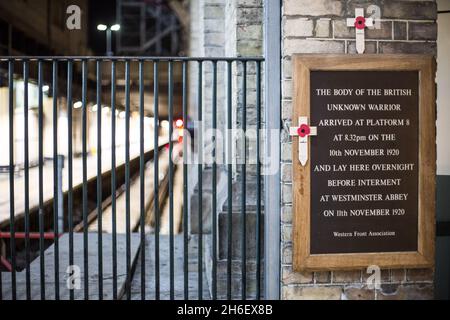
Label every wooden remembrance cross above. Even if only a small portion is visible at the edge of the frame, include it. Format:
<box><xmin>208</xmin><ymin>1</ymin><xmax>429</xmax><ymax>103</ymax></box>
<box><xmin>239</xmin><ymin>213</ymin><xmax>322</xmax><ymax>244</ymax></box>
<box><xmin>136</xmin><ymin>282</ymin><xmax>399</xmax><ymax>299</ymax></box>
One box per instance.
<box><xmin>291</xmin><ymin>55</ymin><xmax>436</xmax><ymax>271</ymax></box>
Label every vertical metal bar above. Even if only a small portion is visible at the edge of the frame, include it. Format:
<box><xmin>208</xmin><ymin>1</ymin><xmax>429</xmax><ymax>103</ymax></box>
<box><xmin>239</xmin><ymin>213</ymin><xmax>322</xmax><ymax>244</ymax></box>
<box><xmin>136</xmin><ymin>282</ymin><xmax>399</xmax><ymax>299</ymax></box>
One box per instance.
<box><xmin>106</xmin><ymin>29</ymin><xmax>112</xmax><ymax>56</ymax></box>
<box><xmin>96</xmin><ymin>60</ymin><xmax>103</xmax><ymax>300</ymax></box>
<box><xmin>264</xmin><ymin>0</ymin><xmax>281</xmax><ymax>300</ymax></box>
<box><xmin>139</xmin><ymin>59</ymin><xmax>146</xmax><ymax>300</ymax></box>
<box><xmin>211</xmin><ymin>60</ymin><xmax>218</xmax><ymax>300</ymax></box>
<box><xmin>23</xmin><ymin>60</ymin><xmax>31</xmax><ymax>300</ymax></box>
<box><xmin>226</xmin><ymin>61</ymin><xmax>233</xmax><ymax>300</ymax></box>
<box><xmin>111</xmin><ymin>60</ymin><xmax>118</xmax><ymax>300</ymax></box>
<box><xmin>256</xmin><ymin>61</ymin><xmax>262</xmax><ymax>300</ymax></box>
<box><xmin>182</xmin><ymin>61</ymin><xmax>189</xmax><ymax>300</ymax></box>
<box><xmin>168</xmin><ymin>61</ymin><xmax>174</xmax><ymax>300</ymax></box>
<box><xmin>197</xmin><ymin>61</ymin><xmax>203</xmax><ymax>300</ymax></box>
<box><xmin>153</xmin><ymin>60</ymin><xmax>160</xmax><ymax>300</ymax></box>
<box><xmin>81</xmin><ymin>59</ymin><xmax>89</xmax><ymax>300</ymax></box>
<box><xmin>52</xmin><ymin>59</ymin><xmax>60</xmax><ymax>300</ymax></box>
<box><xmin>241</xmin><ymin>61</ymin><xmax>247</xmax><ymax>300</ymax></box>
<box><xmin>125</xmin><ymin>60</ymin><xmax>131</xmax><ymax>300</ymax></box>
<box><xmin>67</xmin><ymin>60</ymin><xmax>74</xmax><ymax>301</ymax></box>
<box><xmin>38</xmin><ymin>60</ymin><xmax>45</xmax><ymax>300</ymax></box>
<box><xmin>57</xmin><ymin>156</ymin><xmax>63</xmax><ymax>241</ymax></box>
<box><xmin>8</xmin><ymin>59</ymin><xmax>16</xmax><ymax>301</ymax></box>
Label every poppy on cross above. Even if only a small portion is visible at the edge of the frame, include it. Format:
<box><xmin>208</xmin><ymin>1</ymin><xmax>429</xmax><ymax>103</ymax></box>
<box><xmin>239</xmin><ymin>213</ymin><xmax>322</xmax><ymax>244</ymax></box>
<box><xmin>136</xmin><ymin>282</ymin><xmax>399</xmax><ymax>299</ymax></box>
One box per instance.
<box><xmin>346</xmin><ymin>8</ymin><xmax>374</xmax><ymax>54</ymax></box>
<box><xmin>289</xmin><ymin>117</ymin><xmax>317</xmax><ymax>166</ymax></box>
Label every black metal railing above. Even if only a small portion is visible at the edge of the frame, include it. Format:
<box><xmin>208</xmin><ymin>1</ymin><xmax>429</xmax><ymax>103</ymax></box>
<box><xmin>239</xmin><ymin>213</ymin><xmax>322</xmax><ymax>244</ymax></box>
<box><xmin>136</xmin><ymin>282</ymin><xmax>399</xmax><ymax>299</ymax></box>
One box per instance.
<box><xmin>0</xmin><ymin>56</ymin><xmax>264</xmax><ymax>300</ymax></box>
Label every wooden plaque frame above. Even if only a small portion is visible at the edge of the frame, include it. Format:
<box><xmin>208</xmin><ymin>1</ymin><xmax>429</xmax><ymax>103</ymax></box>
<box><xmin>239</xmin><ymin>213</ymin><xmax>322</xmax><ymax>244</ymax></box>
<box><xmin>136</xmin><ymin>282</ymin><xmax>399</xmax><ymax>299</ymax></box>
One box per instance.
<box><xmin>292</xmin><ymin>54</ymin><xmax>436</xmax><ymax>271</ymax></box>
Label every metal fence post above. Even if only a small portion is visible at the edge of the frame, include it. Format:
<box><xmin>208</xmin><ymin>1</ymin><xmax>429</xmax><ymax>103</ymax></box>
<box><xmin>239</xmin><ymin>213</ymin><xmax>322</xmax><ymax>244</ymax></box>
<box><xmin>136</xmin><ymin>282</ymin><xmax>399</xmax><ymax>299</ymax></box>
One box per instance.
<box><xmin>264</xmin><ymin>0</ymin><xmax>281</xmax><ymax>300</ymax></box>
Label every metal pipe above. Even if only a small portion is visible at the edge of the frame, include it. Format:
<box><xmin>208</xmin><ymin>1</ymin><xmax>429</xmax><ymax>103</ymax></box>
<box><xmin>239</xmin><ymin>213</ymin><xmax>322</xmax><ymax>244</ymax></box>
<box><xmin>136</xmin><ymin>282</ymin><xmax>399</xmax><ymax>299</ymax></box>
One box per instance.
<box><xmin>154</xmin><ymin>60</ymin><xmax>160</xmax><ymax>300</ymax></box>
<box><xmin>8</xmin><ymin>59</ymin><xmax>16</xmax><ymax>300</ymax></box>
<box><xmin>38</xmin><ymin>59</ymin><xmax>45</xmax><ymax>300</ymax></box>
<box><xmin>23</xmin><ymin>59</ymin><xmax>31</xmax><ymax>300</ymax></box>
<box><xmin>106</xmin><ymin>29</ymin><xmax>112</xmax><ymax>56</ymax></box>
<box><xmin>0</xmin><ymin>56</ymin><xmax>264</xmax><ymax>62</ymax></box>
<box><xmin>52</xmin><ymin>60</ymin><xmax>60</xmax><ymax>300</ymax></box>
<box><xmin>81</xmin><ymin>59</ymin><xmax>89</xmax><ymax>300</ymax></box>
<box><xmin>241</xmin><ymin>61</ymin><xmax>247</xmax><ymax>300</ymax></box>
<box><xmin>168</xmin><ymin>61</ymin><xmax>175</xmax><ymax>300</ymax></box>
<box><xmin>182</xmin><ymin>61</ymin><xmax>189</xmax><ymax>300</ymax></box>
<box><xmin>67</xmin><ymin>59</ymin><xmax>74</xmax><ymax>301</ymax></box>
<box><xmin>226</xmin><ymin>61</ymin><xmax>233</xmax><ymax>300</ymax></box>
<box><xmin>96</xmin><ymin>59</ymin><xmax>104</xmax><ymax>300</ymax></box>
<box><xmin>0</xmin><ymin>232</ymin><xmax>62</xmax><ymax>239</ymax></box>
<box><xmin>263</xmin><ymin>0</ymin><xmax>281</xmax><ymax>299</ymax></box>
<box><xmin>197</xmin><ymin>61</ymin><xmax>203</xmax><ymax>300</ymax></box>
<box><xmin>256</xmin><ymin>61</ymin><xmax>263</xmax><ymax>300</ymax></box>
<box><xmin>139</xmin><ymin>59</ymin><xmax>146</xmax><ymax>300</ymax></box>
<box><xmin>125</xmin><ymin>60</ymin><xmax>131</xmax><ymax>300</ymax></box>
<box><xmin>211</xmin><ymin>60</ymin><xmax>218</xmax><ymax>300</ymax></box>
<box><xmin>111</xmin><ymin>60</ymin><xmax>118</xmax><ymax>300</ymax></box>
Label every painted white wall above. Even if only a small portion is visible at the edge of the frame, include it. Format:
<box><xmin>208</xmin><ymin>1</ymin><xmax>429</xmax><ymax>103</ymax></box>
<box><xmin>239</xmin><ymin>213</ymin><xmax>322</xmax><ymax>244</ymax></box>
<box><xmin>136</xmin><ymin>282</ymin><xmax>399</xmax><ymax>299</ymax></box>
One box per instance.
<box><xmin>0</xmin><ymin>88</ymin><xmax>10</xmax><ymax>166</ymax></box>
<box><xmin>437</xmin><ymin>0</ymin><xmax>450</xmax><ymax>175</ymax></box>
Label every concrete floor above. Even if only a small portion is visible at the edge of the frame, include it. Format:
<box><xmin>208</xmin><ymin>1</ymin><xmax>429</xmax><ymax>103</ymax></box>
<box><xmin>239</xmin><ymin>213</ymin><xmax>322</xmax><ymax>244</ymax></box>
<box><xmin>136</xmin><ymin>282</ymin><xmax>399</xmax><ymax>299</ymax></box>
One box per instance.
<box><xmin>129</xmin><ymin>234</ymin><xmax>211</xmax><ymax>300</ymax></box>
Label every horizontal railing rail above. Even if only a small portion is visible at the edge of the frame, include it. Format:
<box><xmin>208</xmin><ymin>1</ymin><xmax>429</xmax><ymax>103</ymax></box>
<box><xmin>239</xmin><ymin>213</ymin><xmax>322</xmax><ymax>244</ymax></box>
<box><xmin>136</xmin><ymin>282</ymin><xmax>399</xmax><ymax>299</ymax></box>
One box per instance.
<box><xmin>0</xmin><ymin>56</ymin><xmax>264</xmax><ymax>61</ymax></box>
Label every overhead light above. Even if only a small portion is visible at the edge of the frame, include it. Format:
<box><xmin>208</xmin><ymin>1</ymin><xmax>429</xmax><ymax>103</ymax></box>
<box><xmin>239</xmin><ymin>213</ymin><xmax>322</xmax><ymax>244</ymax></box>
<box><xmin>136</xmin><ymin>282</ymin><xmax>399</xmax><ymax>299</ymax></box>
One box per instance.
<box><xmin>118</xmin><ymin>111</ymin><xmax>126</xmax><ymax>119</ymax></box>
<box><xmin>111</xmin><ymin>24</ymin><xmax>121</xmax><ymax>31</ymax></box>
<box><xmin>97</xmin><ymin>24</ymin><xmax>107</xmax><ymax>31</ymax></box>
<box><xmin>92</xmin><ymin>104</ymin><xmax>98</xmax><ymax>112</ymax></box>
<box><xmin>175</xmin><ymin>119</ymin><xmax>184</xmax><ymax>128</ymax></box>
<box><xmin>42</xmin><ymin>85</ymin><xmax>50</xmax><ymax>93</ymax></box>
<box><xmin>73</xmin><ymin>101</ymin><xmax>82</xmax><ymax>109</ymax></box>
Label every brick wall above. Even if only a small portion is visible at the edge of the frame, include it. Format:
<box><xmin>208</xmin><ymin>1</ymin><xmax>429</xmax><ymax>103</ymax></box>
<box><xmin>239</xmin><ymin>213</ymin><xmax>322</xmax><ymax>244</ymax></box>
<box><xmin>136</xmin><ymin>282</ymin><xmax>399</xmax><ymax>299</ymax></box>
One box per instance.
<box><xmin>227</xmin><ymin>0</ymin><xmax>263</xmax><ymax>179</ymax></box>
<box><xmin>280</xmin><ymin>0</ymin><xmax>437</xmax><ymax>300</ymax></box>
<box><xmin>188</xmin><ymin>0</ymin><xmax>264</xmax><ymax>298</ymax></box>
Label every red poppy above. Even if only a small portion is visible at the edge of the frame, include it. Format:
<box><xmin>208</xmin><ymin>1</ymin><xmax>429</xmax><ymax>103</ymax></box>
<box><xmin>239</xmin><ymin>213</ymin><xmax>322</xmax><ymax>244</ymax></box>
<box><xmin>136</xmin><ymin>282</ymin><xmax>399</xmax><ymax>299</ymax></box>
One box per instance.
<box><xmin>297</xmin><ymin>124</ymin><xmax>311</xmax><ymax>138</ymax></box>
<box><xmin>354</xmin><ymin>16</ymin><xmax>366</xmax><ymax>30</ymax></box>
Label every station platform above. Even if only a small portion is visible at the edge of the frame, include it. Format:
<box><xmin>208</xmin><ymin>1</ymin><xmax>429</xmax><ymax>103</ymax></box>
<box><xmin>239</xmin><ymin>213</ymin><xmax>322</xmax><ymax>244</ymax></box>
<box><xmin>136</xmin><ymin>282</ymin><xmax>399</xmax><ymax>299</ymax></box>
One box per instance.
<box><xmin>0</xmin><ymin>139</ymin><xmax>168</xmax><ymax>227</ymax></box>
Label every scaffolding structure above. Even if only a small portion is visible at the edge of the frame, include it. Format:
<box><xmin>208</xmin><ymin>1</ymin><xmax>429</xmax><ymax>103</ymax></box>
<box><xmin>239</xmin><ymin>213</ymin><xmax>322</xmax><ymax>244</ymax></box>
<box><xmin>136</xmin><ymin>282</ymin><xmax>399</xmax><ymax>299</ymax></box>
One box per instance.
<box><xmin>116</xmin><ymin>0</ymin><xmax>182</xmax><ymax>56</ymax></box>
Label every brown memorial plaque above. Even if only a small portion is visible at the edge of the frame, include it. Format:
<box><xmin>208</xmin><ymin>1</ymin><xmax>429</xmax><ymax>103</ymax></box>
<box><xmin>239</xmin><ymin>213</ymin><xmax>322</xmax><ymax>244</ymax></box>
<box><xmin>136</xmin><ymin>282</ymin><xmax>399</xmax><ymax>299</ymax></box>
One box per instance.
<box><xmin>292</xmin><ymin>55</ymin><xmax>436</xmax><ymax>271</ymax></box>
<box><xmin>310</xmin><ymin>70</ymin><xmax>419</xmax><ymax>254</ymax></box>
